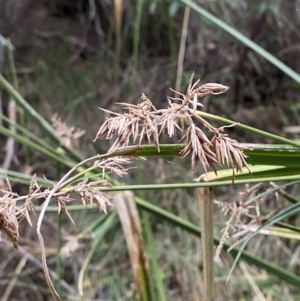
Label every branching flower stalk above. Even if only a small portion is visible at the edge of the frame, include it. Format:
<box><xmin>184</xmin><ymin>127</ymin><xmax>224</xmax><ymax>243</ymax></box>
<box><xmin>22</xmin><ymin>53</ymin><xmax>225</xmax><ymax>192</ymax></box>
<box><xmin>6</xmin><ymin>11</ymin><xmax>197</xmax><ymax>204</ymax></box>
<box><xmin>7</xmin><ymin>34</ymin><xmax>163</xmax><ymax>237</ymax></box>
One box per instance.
<box><xmin>94</xmin><ymin>73</ymin><xmax>251</xmax><ymax>176</ymax></box>
<box><xmin>0</xmin><ymin>74</ymin><xmax>251</xmax><ymax>300</ymax></box>
<box><xmin>215</xmin><ymin>183</ymin><xmax>287</xmax><ymax>257</ymax></box>
<box><xmin>1</xmin><ymin>148</ymin><xmax>137</xmax><ymax>301</ymax></box>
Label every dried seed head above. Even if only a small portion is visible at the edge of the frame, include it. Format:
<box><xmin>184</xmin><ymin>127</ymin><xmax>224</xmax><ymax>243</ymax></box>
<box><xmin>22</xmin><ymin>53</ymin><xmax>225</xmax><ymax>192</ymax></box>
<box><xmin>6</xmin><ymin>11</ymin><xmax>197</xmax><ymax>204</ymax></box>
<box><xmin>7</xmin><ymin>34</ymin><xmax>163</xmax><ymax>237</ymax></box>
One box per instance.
<box><xmin>198</xmin><ymin>83</ymin><xmax>230</xmax><ymax>95</ymax></box>
<box><xmin>159</xmin><ymin>100</ymin><xmax>191</xmax><ymax>137</ymax></box>
<box><xmin>180</xmin><ymin>124</ymin><xmax>217</xmax><ymax>172</ymax></box>
<box><xmin>60</xmin><ymin>236</ymin><xmax>79</xmax><ymax>259</ymax></box>
<box><xmin>52</xmin><ymin>114</ymin><xmax>85</xmax><ymax>149</ymax></box>
<box><xmin>94</xmin><ymin>97</ymin><xmax>161</xmax><ymax>152</ymax></box>
<box><xmin>210</xmin><ymin>130</ymin><xmax>251</xmax><ymax>178</ymax></box>
<box><xmin>0</xmin><ymin>193</ymin><xmax>19</xmax><ymax>249</ymax></box>
<box><xmin>93</xmin><ymin>73</ymin><xmax>250</xmax><ymax>180</ymax></box>
<box><xmin>174</xmin><ymin>72</ymin><xmax>230</xmax><ymax>109</ymax></box>
<box><xmin>94</xmin><ymin>157</ymin><xmax>132</xmax><ymax>178</ymax></box>
<box><xmin>74</xmin><ymin>180</ymin><xmax>113</xmax><ymax>213</ymax></box>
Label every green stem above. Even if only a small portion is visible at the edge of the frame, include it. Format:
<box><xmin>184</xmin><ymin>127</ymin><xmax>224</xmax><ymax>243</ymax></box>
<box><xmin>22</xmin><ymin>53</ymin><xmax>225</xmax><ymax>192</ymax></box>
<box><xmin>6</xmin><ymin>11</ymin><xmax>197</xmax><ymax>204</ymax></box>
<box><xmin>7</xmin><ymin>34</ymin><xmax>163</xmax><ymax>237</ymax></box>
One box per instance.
<box><xmin>96</xmin><ymin>178</ymin><xmax>300</xmax><ymax>192</ymax></box>
<box><xmin>197</xmin><ymin>111</ymin><xmax>300</xmax><ymax>148</ymax></box>
<box><xmin>198</xmin><ymin>188</ymin><xmax>215</xmax><ymax>301</ymax></box>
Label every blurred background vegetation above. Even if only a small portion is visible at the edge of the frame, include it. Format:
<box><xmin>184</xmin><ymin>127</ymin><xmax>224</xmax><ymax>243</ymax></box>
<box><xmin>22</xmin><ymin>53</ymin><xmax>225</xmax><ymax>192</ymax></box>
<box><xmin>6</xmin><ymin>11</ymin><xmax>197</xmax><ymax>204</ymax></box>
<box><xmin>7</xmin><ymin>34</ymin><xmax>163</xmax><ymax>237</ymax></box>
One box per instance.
<box><xmin>0</xmin><ymin>0</ymin><xmax>300</xmax><ymax>300</ymax></box>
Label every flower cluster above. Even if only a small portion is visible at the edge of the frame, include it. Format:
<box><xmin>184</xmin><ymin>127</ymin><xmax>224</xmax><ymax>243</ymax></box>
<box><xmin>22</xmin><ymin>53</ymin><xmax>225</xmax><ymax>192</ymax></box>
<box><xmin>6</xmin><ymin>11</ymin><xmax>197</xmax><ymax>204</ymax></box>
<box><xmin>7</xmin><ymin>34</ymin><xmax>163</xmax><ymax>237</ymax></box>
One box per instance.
<box><xmin>214</xmin><ymin>183</ymin><xmax>286</xmax><ymax>257</ymax></box>
<box><xmin>0</xmin><ymin>176</ymin><xmax>37</xmax><ymax>249</ymax></box>
<box><xmin>0</xmin><ymin>157</ymin><xmax>131</xmax><ymax>249</ymax></box>
<box><xmin>94</xmin><ymin>73</ymin><xmax>250</xmax><ymax>174</ymax></box>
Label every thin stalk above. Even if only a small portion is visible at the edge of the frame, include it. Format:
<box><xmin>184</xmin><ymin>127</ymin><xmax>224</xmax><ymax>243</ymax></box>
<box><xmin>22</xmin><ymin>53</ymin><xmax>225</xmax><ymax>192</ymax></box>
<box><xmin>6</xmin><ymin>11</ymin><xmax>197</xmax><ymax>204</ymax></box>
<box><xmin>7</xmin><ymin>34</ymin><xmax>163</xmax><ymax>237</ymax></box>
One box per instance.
<box><xmin>13</xmin><ymin>176</ymin><xmax>300</xmax><ymax>208</ymax></box>
<box><xmin>197</xmin><ymin>187</ymin><xmax>215</xmax><ymax>301</ymax></box>
<box><xmin>97</xmin><ymin>177</ymin><xmax>300</xmax><ymax>192</ymax></box>
<box><xmin>36</xmin><ymin>145</ymin><xmax>142</xmax><ymax>301</ymax></box>
<box><xmin>197</xmin><ymin>111</ymin><xmax>300</xmax><ymax>148</ymax></box>
<box><xmin>137</xmin><ymin>163</ymin><xmax>155</xmax><ymax>300</ymax></box>
<box><xmin>55</xmin><ymin>162</ymin><xmax>62</xmax><ymax>296</ymax></box>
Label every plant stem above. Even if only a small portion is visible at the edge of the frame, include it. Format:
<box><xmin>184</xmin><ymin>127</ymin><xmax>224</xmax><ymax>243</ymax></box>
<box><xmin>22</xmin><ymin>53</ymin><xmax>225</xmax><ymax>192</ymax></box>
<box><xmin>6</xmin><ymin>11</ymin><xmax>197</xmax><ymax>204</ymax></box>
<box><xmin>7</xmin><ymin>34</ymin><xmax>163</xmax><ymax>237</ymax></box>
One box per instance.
<box><xmin>197</xmin><ymin>111</ymin><xmax>300</xmax><ymax>148</ymax></box>
<box><xmin>97</xmin><ymin>178</ymin><xmax>300</xmax><ymax>192</ymax></box>
<box><xmin>197</xmin><ymin>187</ymin><xmax>215</xmax><ymax>301</ymax></box>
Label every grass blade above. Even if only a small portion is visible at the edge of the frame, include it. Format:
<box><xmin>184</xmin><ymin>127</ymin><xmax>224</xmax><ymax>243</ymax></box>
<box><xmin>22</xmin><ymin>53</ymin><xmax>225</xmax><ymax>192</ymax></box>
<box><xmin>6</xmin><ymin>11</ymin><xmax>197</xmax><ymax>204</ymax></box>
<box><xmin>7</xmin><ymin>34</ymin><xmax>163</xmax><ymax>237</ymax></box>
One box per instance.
<box><xmin>178</xmin><ymin>0</ymin><xmax>300</xmax><ymax>84</ymax></box>
<box><xmin>77</xmin><ymin>212</ymin><xmax>117</xmax><ymax>296</ymax></box>
<box><xmin>142</xmin><ymin>211</ymin><xmax>167</xmax><ymax>301</ymax></box>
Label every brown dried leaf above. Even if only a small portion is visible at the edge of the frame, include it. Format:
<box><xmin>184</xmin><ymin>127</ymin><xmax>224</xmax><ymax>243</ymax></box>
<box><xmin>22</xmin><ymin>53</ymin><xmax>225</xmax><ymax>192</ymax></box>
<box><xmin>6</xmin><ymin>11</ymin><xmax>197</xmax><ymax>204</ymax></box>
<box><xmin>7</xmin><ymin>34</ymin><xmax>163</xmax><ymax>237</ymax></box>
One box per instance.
<box><xmin>114</xmin><ymin>191</ymin><xmax>151</xmax><ymax>300</ymax></box>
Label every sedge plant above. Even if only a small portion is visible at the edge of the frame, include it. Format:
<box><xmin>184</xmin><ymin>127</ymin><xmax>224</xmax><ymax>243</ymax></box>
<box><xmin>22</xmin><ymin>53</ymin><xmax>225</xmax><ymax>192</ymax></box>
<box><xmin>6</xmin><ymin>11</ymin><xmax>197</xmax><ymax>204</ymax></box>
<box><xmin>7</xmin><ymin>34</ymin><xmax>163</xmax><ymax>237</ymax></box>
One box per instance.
<box><xmin>1</xmin><ymin>69</ymin><xmax>300</xmax><ymax>300</ymax></box>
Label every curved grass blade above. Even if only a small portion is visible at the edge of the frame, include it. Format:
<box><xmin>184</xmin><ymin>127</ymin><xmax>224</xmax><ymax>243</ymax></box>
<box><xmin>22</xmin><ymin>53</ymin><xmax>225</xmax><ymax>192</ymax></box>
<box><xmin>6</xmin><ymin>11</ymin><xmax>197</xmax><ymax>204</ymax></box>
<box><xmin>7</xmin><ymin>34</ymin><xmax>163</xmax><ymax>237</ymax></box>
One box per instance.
<box><xmin>78</xmin><ymin>212</ymin><xmax>117</xmax><ymax>296</ymax></box>
<box><xmin>246</xmin><ymin>226</ymin><xmax>300</xmax><ymax>240</ymax></box>
<box><xmin>228</xmin><ymin>201</ymin><xmax>300</xmax><ymax>283</ymax></box>
<box><xmin>243</xmin><ymin>179</ymin><xmax>300</xmax><ymax>206</ymax></box>
<box><xmin>197</xmin><ymin>111</ymin><xmax>300</xmax><ymax>148</ymax></box>
<box><xmin>0</xmin><ymin>74</ymin><xmax>60</xmax><ymax>144</ymax></box>
<box><xmin>142</xmin><ymin>211</ymin><xmax>167</xmax><ymax>301</ymax></box>
<box><xmin>178</xmin><ymin>0</ymin><xmax>300</xmax><ymax>84</ymax></box>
